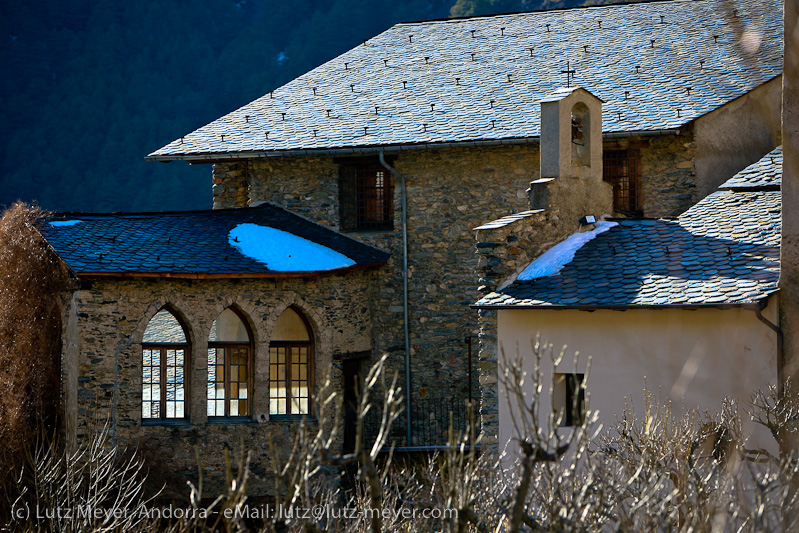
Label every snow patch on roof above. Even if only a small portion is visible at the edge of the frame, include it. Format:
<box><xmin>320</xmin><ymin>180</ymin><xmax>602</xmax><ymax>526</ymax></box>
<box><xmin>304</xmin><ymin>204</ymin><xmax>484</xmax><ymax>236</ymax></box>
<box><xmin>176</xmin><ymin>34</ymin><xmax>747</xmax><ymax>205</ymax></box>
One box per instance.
<box><xmin>49</xmin><ymin>220</ymin><xmax>83</xmax><ymax>227</ymax></box>
<box><xmin>228</xmin><ymin>223</ymin><xmax>356</xmax><ymax>271</ymax></box>
<box><xmin>518</xmin><ymin>221</ymin><xmax>618</xmax><ymax>280</ymax></box>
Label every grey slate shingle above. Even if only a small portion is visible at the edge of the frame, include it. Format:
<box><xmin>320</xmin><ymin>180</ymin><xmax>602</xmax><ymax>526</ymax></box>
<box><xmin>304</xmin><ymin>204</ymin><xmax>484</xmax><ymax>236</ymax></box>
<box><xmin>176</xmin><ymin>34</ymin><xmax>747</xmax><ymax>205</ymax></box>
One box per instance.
<box><xmin>474</xmin><ymin>160</ymin><xmax>781</xmax><ymax>308</ymax></box>
<box><xmin>39</xmin><ymin>204</ymin><xmax>389</xmax><ymax>276</ymax></box>
<box><xmin>719</xmin><ymin>145</ymin><xmax>782</xmax><ymax>190</ymax></box>
<box><xmin>148</xmin><ymin>0</ymin><xmax>782</xmax><ymax>160</ymax></box>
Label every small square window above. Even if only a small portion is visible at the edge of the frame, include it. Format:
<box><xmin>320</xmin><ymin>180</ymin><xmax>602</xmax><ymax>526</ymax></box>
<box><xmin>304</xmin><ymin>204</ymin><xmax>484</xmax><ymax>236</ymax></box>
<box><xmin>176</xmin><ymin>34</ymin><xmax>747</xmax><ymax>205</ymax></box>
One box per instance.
<box><xmin>554</xmin><ymin>373</ymin><xmax>585</xmax><ymax>427</ymax></box>
<box><xmin>338</xmin><ymin>158</ymin><xmax>394</xmax><ymax>231</ymax></box>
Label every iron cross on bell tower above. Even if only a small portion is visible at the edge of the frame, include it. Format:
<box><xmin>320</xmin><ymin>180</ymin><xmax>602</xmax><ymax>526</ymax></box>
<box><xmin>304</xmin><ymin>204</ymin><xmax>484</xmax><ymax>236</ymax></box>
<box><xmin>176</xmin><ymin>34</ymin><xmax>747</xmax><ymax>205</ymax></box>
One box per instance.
<box><xmin>561</xmin><ymin>61</ymin><xmax>576</xmax><ymax>88</ymax></box>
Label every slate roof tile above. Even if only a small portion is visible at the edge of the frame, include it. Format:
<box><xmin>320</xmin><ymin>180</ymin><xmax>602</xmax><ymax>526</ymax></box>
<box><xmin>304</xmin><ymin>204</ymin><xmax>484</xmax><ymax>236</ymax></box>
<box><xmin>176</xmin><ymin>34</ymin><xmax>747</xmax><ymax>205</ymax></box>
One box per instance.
<box><xmin>149</xmin><ymin>0</ymin><xmax>782</xmax><ymax>160</ymax></box>
<box><xmin>719</xmin><ymin>146</ymin><xmax>782</xmax><ymax>190</ymax></box>
<box><xmin>474</xmin><ymin>167</ymin><xmax>781</xmax><ymax>308</ymax></box>
<box><xmin>38</xmin><ymin>204</ymin><xmax>389</xmax><ymax>276</ymax></box>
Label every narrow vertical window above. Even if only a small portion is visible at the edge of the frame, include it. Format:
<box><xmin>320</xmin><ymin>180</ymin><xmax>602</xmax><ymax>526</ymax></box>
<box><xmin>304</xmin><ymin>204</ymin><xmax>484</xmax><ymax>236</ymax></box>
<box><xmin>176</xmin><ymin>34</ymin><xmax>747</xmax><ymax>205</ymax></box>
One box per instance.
<box><xmin>142</xmin><ymin>309</ymin><xmax>189</xmax><ymax>420</ymax></box>
<box><xmin>554</xmin><ymin>373</ymin><xmax>585</xmax><ymax>427</ymax></box>
<box><xmin>603</xmin><ymin>150</ymin><xmax>642</xmax><ymax>216</ymax></box>
<box><xmin>207</xmin><ymin>308</ymin><xmax>253</xmax><ymax>418</ymax></box>
<box><xmin>269</xmin><ymin>308</ymin><xmax>314</xmax><ymax>416</ymax></box>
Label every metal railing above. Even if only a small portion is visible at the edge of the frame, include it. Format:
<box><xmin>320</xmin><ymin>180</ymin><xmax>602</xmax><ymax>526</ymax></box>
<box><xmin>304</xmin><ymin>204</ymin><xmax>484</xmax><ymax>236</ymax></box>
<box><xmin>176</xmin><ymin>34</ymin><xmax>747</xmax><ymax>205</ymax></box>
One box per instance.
<box><xmin>363</xmin><ymin>396</ymin><xmax>473</xmax><ymax>449</ymax></box>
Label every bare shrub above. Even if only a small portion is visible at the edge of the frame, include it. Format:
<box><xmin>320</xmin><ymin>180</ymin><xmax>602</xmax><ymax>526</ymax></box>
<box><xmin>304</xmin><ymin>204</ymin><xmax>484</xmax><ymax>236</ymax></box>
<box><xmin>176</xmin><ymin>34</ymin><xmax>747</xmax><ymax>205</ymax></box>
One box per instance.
<box><xmin>0</xmin><ymin>202</ymin><xmax>71</xmax><ymax>489</ymax></box>
<box><xmin>6</xmin><ymin>338</ymin><xmax>799</xmax><ymax>532</ymax></box>
<box><xmin>8</xmin><ymin>421</ymin><xmax>152</xmax><ymax>532</ymax></box>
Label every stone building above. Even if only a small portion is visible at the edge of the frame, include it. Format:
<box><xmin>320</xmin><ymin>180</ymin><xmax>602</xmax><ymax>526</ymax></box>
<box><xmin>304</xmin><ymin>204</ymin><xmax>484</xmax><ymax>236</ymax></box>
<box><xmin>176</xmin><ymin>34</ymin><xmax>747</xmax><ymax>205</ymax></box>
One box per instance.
<box><xmin>23</xmin><ymin>0</ymin><xmax>785</xmax><ymax>495</ymax></box>
<box><xmin>475</xmin><ymin>146</ymin><xmax>782</xmax><ymax>461</ymax></box>
<box><xmin>40</xmin><ymin>205</ymin><xmax>387</xmax><ymax>493</ymax></box>
<box><xmin>146</xmin><ymin>0</ymin><xmax>782</xmax><ymax>450</ymax></box>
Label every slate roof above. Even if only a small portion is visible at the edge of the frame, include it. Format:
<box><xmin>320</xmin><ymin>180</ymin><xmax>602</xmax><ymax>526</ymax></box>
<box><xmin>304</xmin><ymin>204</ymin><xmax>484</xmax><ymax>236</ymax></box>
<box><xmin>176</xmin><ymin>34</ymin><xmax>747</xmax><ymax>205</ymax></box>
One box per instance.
<box><xmin>474</xmin><ymin>148</ymin><xmax>782</xmax><ymax>308</ymax></box>
<box><xmin>38</xmin><ymin>204</ymin><xmax>389</xmax><ymax>276</ymax></box>
<box><xmin>720</xmin><ymin>145</ymin><xmax>782</xmax><ymax>190</ymax></box>
<box><xmin>149</xmin><ymin>0</ymin><xmax>782</xmax><ymax>161</ymax></box>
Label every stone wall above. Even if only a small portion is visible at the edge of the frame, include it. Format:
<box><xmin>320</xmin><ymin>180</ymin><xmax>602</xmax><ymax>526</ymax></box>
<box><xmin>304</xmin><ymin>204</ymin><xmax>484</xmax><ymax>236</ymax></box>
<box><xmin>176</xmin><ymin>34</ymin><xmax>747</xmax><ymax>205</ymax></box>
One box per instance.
<box><xmin>65</xmin><ymin>272</ymin><xmax>374</xmax><ymax>496</ymax></box>
<box><xmin>225</xmin><ymin>145</ymin><xmax>540</xmax><ymax>431</ymax></box>
<box><xmin>607</xmin><ymin>131</ymin><xmax>697</xmax><ymax>219</ymax></box>
<box><xmin>211</xmin><ymin>137</ymin><xmax>705</xmax><ymax>445</ymax></box>
<box><xmin>212</xmin><ymin>162</ymin><xmax>249</xmax><ymax>209</ymax></box>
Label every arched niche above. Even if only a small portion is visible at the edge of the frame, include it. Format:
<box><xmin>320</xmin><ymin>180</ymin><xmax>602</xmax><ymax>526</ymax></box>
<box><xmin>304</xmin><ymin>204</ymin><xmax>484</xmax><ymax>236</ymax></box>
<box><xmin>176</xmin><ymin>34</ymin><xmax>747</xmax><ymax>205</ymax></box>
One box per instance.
<box><xmin>571</xmin><ymin>102</ymin><xmax>591</xmax><ymax>167</ymax></box>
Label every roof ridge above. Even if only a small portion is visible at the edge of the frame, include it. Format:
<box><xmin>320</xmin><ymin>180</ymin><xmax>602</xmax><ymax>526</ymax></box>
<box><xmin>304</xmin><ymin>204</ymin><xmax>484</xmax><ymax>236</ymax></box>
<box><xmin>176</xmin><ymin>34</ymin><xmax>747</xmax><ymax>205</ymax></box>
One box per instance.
<box><xmin>395</xmin><ymin>0</ymin><xmax>694</xmax><ymax>26</ymax></box>
<box><xmin>45</xmin><ymin>204</ymin><xmax>275</xmax><ymax>218</ymax></box>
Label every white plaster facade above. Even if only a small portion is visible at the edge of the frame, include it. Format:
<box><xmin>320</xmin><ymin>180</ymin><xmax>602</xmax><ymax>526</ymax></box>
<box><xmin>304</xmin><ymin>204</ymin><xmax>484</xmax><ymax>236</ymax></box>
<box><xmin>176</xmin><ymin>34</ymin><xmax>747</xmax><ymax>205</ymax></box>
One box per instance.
<box><xmin>496</xmin><ymin>300</ymin><xmax>779</xmax><ymax>466</ymax></box>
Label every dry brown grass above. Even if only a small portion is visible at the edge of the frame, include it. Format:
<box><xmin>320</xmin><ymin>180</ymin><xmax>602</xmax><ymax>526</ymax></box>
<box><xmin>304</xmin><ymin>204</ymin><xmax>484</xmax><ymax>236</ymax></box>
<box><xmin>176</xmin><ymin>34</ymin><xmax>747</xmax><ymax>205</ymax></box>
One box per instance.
<box><xmin>0</xmin><ymin>202</ymin><xmax>70</xmax><ymax>488</ymax></box>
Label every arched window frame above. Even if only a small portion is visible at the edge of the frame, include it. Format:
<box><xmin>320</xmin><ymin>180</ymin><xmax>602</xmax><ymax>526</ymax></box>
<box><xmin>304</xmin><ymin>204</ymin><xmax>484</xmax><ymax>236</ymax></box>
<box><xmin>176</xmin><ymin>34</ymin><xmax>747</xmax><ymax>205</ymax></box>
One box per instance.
<box><xmin>141</xmin><ymin>307</ymin><xmax>191</xmax><ymax>421</ymax></box>
<box><xmin>269</xmin><ymin>307</ymin><xmax>315</xmax><ymax>418</ymax></box>
<box><xmin>207</xmin><ymin>307</ymin><xmax>255</xmax><ymax>419</ymax></box>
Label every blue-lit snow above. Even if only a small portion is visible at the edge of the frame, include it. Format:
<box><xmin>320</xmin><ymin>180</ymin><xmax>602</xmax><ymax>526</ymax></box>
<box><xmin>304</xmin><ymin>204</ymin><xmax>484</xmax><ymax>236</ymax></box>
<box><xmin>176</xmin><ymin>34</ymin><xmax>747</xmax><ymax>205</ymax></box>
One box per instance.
<box><xmin>50</xmin><ymin>220</ymin><xmax>82</xmax><ymax>227</ymax></box>
<box><xmin>228</xmin><ymin>223</ymin><xmax>356</xmax><ymax>271</ymax></box>
<box><xmin>518</xmin><ymin>221</ymin><xmax>618</xmax><ymax>280</ymax></box>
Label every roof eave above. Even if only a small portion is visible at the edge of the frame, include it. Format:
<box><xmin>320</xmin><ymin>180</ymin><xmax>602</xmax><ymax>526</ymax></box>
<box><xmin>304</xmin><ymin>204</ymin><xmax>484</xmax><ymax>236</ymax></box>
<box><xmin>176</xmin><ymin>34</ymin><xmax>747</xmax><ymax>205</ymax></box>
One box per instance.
<box><xmin>146</xmin><ymin>129</ymin><xmax>684</xmax><ymax>162</ymax></box>
<box><xmin>471</xmin><ymin>296</ymin><xmax>778</xmax><ymax>311</ymax></box>
<box><xmin>72</xmin><ymin>259</ymin><xmax>388</xmax><ymax>280</ymax></box>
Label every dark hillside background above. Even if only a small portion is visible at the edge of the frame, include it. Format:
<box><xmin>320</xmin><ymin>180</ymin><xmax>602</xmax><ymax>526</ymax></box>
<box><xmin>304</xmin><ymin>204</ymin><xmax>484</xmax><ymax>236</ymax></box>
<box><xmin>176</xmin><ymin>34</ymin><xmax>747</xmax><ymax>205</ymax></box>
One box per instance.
<box><xmin>1</xmin><ymin>0</ymin><xmax>617</xmax><ymax>213</ymax></box>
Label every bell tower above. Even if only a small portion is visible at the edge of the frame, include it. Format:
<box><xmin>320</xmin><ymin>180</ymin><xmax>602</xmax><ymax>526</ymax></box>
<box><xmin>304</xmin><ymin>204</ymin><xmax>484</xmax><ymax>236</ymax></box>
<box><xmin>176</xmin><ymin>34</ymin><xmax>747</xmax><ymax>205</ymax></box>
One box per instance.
<box><xmin>529</xmin><ymin>87</ymin><xmax>611</xmax><ymax>212</ymax></box>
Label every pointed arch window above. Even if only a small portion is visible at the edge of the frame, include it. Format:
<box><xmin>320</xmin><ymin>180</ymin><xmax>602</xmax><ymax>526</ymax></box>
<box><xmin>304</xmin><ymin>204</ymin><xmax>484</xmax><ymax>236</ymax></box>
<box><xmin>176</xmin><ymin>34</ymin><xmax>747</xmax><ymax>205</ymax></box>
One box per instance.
<box><xmin>207</xmin><ymin>308</ymin><xmax>253</xmax><ymax>418</ymax></box>
<box><xmin>269</xmin><ymin>308</ymin><xmax>314</xmax><ymax>416</ymax></box>
<box><xmin>142</xmin><ymin>309</ymin><xmax>189</xmax><ymax>420</ymax></box>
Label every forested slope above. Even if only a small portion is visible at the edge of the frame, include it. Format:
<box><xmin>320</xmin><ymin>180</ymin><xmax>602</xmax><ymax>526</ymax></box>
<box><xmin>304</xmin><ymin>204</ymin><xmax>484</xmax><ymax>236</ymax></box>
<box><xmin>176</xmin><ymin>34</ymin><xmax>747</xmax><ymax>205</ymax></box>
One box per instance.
<box><xmin>1</xmin><ymin>0</ymin><xmax>617</xmax><ymax>212</ymax></box>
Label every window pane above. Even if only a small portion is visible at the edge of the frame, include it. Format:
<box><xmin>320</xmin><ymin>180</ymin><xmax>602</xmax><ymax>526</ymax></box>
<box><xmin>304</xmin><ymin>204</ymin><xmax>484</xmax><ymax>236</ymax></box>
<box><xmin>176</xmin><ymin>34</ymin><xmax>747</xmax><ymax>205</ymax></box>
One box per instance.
<box><xmin>143</xmin><ymin>310</ymin><xmax>187</xmax><ymax>343</ymax></box>
<box><xmin>142</xmin><ymin>312</ymin><xmax>187</xmax><ymax>421</ymax></box>
<box><xmin>176</xmin><ymin>403</ymin><xmax>185</xmax><ymax>418</ymax></box>
<box><xmin>209</xmin><ymin>309</ymin><xmax>249</xmax><ymax>342</ymax></box>
<box><xmin>272</xmin><ymin>308</ymin><xmax>311</xmax><ymax>341</ymax></box>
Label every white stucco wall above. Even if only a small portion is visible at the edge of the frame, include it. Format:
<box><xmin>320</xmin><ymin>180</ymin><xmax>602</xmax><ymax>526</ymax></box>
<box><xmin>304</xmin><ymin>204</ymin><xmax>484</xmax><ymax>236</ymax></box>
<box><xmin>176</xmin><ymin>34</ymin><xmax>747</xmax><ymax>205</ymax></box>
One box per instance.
<box><xmin>497</xmin><ymin>300</ymin><xmax>779</xmax><ymax>465</ymax></box>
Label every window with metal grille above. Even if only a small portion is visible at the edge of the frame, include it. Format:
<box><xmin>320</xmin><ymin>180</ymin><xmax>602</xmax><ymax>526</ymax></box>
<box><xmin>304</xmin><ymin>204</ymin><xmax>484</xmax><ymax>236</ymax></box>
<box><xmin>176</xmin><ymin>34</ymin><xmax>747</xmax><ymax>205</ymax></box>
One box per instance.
<box><xmin>142</xmin><ymin>309</ymin><xmax>189</xmax><ymax>420</ymax></box>
<box><xmin>339</xmin><ymin>159</ymin><xmax>394</xmax><ymax>231</ymax></box>
<box><xmin>603</xmin><ymin>150</ymin><xmax>642</xmax><ymax>216</ymax></box>
<box><xmin>207</xmin><ymin>308</ymin><xmax>253</xmax><ymax>418</ymax></box>
<box><xmin>269</xmin><ymin>307</ymin><xmax>314</xmax><ymax>417</ymax></box>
